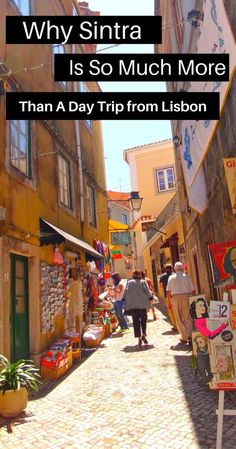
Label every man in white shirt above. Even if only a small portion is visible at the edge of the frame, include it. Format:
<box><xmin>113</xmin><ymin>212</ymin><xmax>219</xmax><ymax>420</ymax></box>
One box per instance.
<box><xmin>166</xmin><ymin>262</ymin><xmax>195</xmax><ymax>345</ymax></box>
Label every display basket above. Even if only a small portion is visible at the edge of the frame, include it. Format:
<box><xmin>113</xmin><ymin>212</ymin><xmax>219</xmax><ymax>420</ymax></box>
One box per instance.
<box><xmin>83</xmin><ymin>326</ymin><xmax>105</xmax><ymax>348</ymax></box>
<box><xmin>104</xmin><ymin>323</ymin><xmax>111</xmax><ymax>338</ymax></box>
<box><xmin>63</xmin><ymin>327</ymin><xmax>80</xmax><ymax>344</ymax></box>
<box><xmin>72</xmin><ymin>349</ymin><xmax>81</xmax><ymax>360</ymax></box>
<box><xmin>99</xmin><ymin>326</ymin><xmax>106</xmax><ymax>342</ymax></box>
<box><xmin>67</xmin><ymin>349</ymin><xmax>73</xmax><ymax>368</ymax></box>
<box><xmin>83</xmin><ymin>338</ymin><xmax>100</xmax><ymax>348</ymax></box>
<box><xmin>41</xmin><ymin>363</ymin><xmax>69</xmax><ymax>380</ymax></box>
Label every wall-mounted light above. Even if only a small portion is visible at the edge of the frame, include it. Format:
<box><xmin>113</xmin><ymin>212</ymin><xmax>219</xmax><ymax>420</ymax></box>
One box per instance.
<box><xmin>128</xmin><ymin>191</ymin><xmax>143</xmax><ymax>212</ymax></box>
<box><xmin>108</xmin><ymin>191</ymin><xmax>143</xmax><ymax>212</ymax></box>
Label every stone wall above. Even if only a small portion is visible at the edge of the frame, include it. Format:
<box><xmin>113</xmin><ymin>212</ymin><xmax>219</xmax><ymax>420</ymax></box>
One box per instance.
<box><xmin>40</xmin><ymin>263</ymin><xmax>69</xmax><ymax>333</ymax></box>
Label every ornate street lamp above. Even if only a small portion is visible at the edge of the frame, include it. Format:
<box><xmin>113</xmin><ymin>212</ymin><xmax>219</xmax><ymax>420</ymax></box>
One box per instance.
<box><xmin>128</xmin><ymin>191</ymin><xmax>143</xmax><ymax>212</ymax></box>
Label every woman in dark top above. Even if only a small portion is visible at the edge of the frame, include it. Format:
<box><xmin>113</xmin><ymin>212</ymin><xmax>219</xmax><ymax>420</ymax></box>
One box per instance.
<box><xmin>123</xmin><ymin>270</ymin><xmax>153</xmax><ymax>346</ymax></box>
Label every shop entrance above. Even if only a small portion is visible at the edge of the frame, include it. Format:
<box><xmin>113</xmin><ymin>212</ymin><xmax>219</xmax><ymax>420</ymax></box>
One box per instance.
<box><xmin>10</xmin><ymin>254</ymin><xmax>29</xmax><ymax>361</ymax></box>
<box><xmin>152</xmin><ymin>259</ymin><xmax>158</xmax><ymax>293</ymax></box>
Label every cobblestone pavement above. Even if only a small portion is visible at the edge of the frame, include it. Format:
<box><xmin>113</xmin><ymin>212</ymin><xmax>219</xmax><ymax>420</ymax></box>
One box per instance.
<box><xmin>1</xmin><ymin>302</ymin><xmax>236</xmax><ymax>449</ymax></box>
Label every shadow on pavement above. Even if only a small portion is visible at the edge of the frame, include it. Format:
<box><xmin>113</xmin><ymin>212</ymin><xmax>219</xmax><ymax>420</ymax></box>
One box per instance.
<box><xmin>162</xmin><ymin>329</ymin><xmax>179</xmax><ymax>336</ymax></box>
<box><xmin>170</xmin><ymin>342</ymin><xmax>192</xmax><ymax>352</ymax></box>
<box><xmin>121</xmin><ymin>344</ymin><xmax>155</xmax><ymax>353</ymax></box>
<box><xmin>30</xmin><ymin>330</ymin><xmax>127</xmax><ymax>402</ymax></box>
<box><xmin>0</xmin><ymin>410</ymin><xmax>34</xmax><ymax>433</ymax></box>
<box><xmin>110</xmin><ymin>332</ymin><xmax>125</xmax><ymax>338</ymax></box>
<box><xmin>174</xmin><ymin>354</ymin><xmax>236</xmax><ymax>449</ymax></box>
<box><xmin>29</xmin><ymin>331</ymin><xmax>126</xmax><ymax>402</ymax></box>
<box><xmin>29</xmin><ymin>343</ymin><xmax>104</xmax><ymax>401</ymax></box>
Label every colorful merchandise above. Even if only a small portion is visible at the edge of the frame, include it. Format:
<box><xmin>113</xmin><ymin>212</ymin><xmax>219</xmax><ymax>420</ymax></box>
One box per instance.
<box><xmin>208</xmin><ymin>240</ymin><xmax>236</xmax><ymax>286</ymax></box>
<box><xmin>190</xmin><ymin>296</ymin><xmax>236</xmax><ymax>389</ymax></box>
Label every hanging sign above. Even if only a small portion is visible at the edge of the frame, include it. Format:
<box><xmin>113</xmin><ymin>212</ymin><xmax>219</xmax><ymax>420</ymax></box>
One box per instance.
<box><xmin>180</xmin><ymin>0</ymin><xmax>236</xmax><ymax>213</ymax></box>
<box><xmin>111</xmin><ymin>231</ymin><xmax>130</xmax><ymax>245</ymax></box>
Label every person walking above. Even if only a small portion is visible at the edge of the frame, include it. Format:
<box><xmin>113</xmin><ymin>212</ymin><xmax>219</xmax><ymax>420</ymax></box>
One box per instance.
<box><xmin>110</xmin><ymin>272</ymin><xmax>129</xmax><ymax>332</ymax></box>
<box><xmin>166</xmin><ymin>262</ymin><xmax>195</xmax><ymax>345</ymax></box>
<box><xmin>159</xmin><ymin>264</ymin><xmax>177</xmax><ymax>330</ymax></box>
<box><xmin>140</xmin><ymin>271</ymin><xmax>157</xmax><ymax>321</ymax></box>
<box><xmin>123</xmin><ymin>270</ymin><xmax>153</xmax><ymax>346</ymax></box>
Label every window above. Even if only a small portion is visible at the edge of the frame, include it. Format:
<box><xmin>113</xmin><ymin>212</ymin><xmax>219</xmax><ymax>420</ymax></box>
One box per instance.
<box><xmin>156</xmin><ymin>167</ymin><xmax>175</xmax><ymax>192</ymax></box>
<box><xmin>58</xmin><ymin>154</ymin><xmax>72</xmax><ymax>208</ymax></box>
<box><xmin>80</xmin><ymin>82</ymin><xmax>92</xmax><ymax>129</ymax></box>
<box><xmin>10</xmin><ymin>120</ymin><xmax>31</xmax><ymax>177</ymax></box>
<box><xmin>121</xmin><ymin>213</ymin><xmax>128</xmax><ymax>225</ymax></box>
<box><xmin>87</xmin><ymin>186</ymin><xmax>97</xmax><ymax>227</ymax></box>
<box><xmin>12</xmin><ymin>0</ymin><xmax>30</xmax><ymax>15</ymax></box>
<box><xmin>52</xmin><ymin>44</ymin><xmax>66</xmax><ymax>88</ymax></box>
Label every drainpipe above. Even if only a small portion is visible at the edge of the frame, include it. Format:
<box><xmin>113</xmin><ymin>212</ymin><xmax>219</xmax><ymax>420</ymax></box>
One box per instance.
<box><xmin>72</xmin><ymin>46</ymin><xmax>84</xmax><ymax>230</ymax></box>
<box><xmin>74</xmin><ymin>118</ymin><xmax>85</xmax><ymax>226</ymax></box>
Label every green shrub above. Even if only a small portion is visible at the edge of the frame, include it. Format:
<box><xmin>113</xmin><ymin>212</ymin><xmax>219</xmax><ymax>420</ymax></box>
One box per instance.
<box><xmin>0</xmin><ymin>355</ymin><xmax>41</xmax><ymax>395</ymax></box>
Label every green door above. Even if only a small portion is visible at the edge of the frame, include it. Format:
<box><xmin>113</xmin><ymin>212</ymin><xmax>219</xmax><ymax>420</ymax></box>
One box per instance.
<box><xmin>11</xmin><ymin>255</ymin><xmax>29</xmax><ymax>361</ymax></box>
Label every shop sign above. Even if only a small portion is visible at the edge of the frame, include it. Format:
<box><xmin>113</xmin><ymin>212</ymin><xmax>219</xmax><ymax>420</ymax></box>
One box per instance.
<box><xmin>111</xmin><ymin>231</ymin><xmax>130</xmax><ymax>245</ymax></box>
<box><xmin>208</xmin><ymin>240</ymin><xmax>236</xmax><ymax>287</ymax></box>
<box><xmin>223</xmin><ymin>158</ymin><xmax>236</xmax><ymax>215</ymax></box>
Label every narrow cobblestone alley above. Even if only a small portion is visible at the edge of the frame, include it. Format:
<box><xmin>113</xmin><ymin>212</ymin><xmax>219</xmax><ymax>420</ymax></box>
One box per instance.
<box><xmin>1</xmin><ymin>304</ymin><xmax>236</xmax><ymax>449</ymax></box>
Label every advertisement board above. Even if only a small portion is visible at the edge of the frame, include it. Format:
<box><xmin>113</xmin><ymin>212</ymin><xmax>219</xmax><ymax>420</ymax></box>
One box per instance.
<box><xmin>111</xmin><ymin>231</ymin><xmax>130</xmax><ymax>245</ymax></box>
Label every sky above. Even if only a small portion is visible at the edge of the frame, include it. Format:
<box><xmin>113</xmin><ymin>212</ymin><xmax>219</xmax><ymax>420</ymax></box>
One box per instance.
<box><xmin>88</xmin><ymin>0</ymin><xmax>172</xmax><ymax>192</ymax></box>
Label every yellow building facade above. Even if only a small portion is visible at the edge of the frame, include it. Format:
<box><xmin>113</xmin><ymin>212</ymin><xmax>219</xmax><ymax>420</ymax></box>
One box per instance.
<box><xmin>124</xmin><ymin>140</ymin><xmax>176</xmax><ymax>218</ymax></box>
<box><xmin>124</xmin><ymin>140</ymin><xmax>183</xmax><ymax>283</ymax></box>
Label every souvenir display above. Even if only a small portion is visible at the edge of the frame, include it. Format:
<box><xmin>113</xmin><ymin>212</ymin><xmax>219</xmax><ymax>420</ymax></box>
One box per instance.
<box><xmin>190</xmin><ymin>295</ymin><xmax>236</xmax><ymax>389</ymax></box>
<box><xmin>40</xmin><ymin>339</ymin><xmax>72</xmax><ymax>380</ymax></box>
<box><xmin>64</xmin><ymin>329</ymin><xmax>81</xmax><ymax>361</ymax></box>
<box><xmin>208</xmin><ymin>240</ymin><xmax>236</xmax><ymax>287</ymax></box>
<box><xmin>83</xmin><ymin>325</ymin><xmax>105</xmax><ymax>348</ymax></box>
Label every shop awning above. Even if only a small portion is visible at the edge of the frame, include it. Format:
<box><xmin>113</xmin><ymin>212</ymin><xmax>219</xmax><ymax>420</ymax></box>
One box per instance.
<box><xmin>160</xmin><ymin>232</ymin><xmax>179</xmax><ymax>249</ymax></box>
<box><xmin>109</xmin><ymin>218</ymin><xmax>129</xmax><ymax>231</ymax></box>
<box><xmin>40</xmin><ymin>219</ymin><xmax>103</xmax><ymax>259</ymax></box>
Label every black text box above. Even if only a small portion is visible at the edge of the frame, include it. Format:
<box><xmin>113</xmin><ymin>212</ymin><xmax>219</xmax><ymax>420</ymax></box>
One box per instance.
<box><xmin>6</xmin><ymin>16</ymin><xmax>162</xmax><ymax>44</ymax></box>
<box><xmin>6</xmin><ymin>92</ymin><xmax>220</xmax><ymax>120</ymax></box>
<box><xmin>55</xmin><ymin>53</ymin><xmax>229</xmax><ymax>82</ymax></box>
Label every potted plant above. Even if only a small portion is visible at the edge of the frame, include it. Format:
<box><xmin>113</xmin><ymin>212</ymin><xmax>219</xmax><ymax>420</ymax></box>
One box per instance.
<box><xmin>0</xmin><ymin>355</ymin><xmax>41</xmax><ymax>418</ymax></box>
